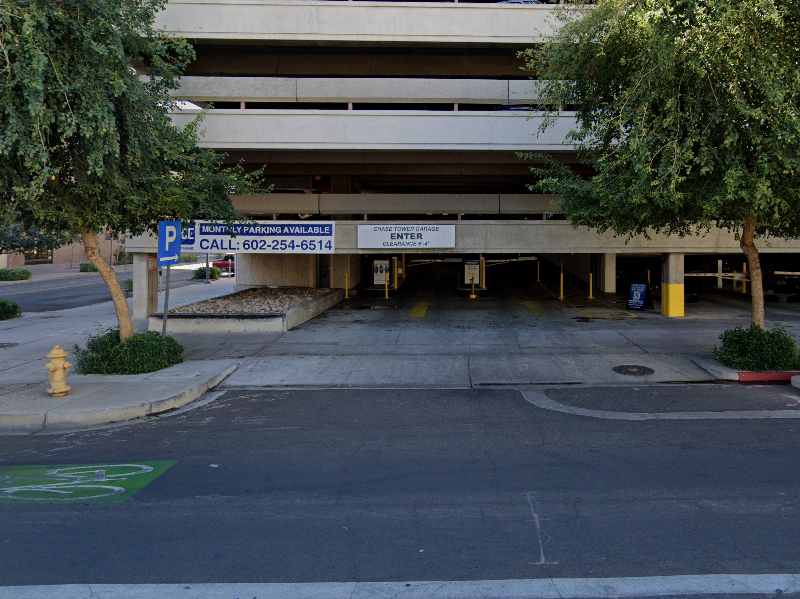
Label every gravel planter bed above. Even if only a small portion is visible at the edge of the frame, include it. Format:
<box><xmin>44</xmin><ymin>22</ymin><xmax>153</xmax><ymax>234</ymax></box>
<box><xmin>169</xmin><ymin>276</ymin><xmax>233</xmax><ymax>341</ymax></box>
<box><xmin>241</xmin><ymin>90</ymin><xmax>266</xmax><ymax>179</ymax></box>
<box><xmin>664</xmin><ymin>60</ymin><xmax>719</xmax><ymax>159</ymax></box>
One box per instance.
<box><xmin>150</xmin><ymin>287</ymin><xmax>344</xmax><ymax>333</ymax></box>
<box><xmin>171</xmin><ymin>287</ymin><xmax>332</xmax><ymax>314</ymax></box>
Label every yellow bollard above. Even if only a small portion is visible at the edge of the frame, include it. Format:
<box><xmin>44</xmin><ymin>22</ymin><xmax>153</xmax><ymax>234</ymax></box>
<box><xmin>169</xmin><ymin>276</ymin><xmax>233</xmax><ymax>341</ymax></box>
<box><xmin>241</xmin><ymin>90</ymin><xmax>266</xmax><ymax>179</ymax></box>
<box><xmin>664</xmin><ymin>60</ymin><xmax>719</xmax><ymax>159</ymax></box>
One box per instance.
<box><xmin>588</xmin><ymin>272</ymin><xmax>594</xmax><ymax>300</ymax></box>
<box><xmin>394</xmin><ymin>259</ymin><xmax>398</xmax><ymax>291</ymax></box>
<box><xmin>559</xmin><ymin>262</ymin><xmax>564</xmax><ymax>300</ymax></box>
<box><xmin>536</xmin><ymin>260</ymin><xmax>540</xmax><ymax>282</ymax></box>
<box><xmin>480</xmin><ymin>257</ymin><xmax>486</xmax><ymax>290</ymax></box>
<box><xmin>45</xmin><ymin>344</ymin><xmax>72</xmax><ymax>397</ymax></box>
<box><xmin>345</xmin><ymin>272</ymin><xmax>350</xmax><ymax>299</ymax></box>
<box><xmin>470</xmin><ymin>274</ymin><xmax>477</xmax><ymax>299</ymax></box>
<box><xmin>385</xmin><ymin>271</ymin><xmax>389</xmax><ymax>299</ymax></box>
<box><xmin>743</xmin><ymin>262</ymin><xmax>747</xmax><ymax>294</ymax></box>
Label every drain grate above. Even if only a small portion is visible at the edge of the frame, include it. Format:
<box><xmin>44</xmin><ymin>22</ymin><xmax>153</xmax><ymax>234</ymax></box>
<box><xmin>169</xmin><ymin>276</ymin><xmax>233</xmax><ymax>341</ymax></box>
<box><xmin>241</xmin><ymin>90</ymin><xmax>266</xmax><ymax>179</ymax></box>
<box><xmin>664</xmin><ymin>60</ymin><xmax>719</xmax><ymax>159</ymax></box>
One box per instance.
<box><xmin>613</xmin><ymin>365</ymin><xmax>655</xmax><ymax>376</ymax></box>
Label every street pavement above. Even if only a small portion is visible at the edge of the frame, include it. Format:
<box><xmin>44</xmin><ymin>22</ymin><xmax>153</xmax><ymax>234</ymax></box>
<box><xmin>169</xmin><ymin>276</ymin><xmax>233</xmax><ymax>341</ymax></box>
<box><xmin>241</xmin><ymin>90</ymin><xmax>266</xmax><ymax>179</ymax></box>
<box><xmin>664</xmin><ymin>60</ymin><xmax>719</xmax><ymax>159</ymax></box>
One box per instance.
<box><xmin>0</xmin><ymin>263</ymin><xmax>198</xmax><ymax>312</ymax></box>
<box><xmin>1</xmin><ymin>387</ymin><xmax>800</xmax><ymax>589</ymax></box>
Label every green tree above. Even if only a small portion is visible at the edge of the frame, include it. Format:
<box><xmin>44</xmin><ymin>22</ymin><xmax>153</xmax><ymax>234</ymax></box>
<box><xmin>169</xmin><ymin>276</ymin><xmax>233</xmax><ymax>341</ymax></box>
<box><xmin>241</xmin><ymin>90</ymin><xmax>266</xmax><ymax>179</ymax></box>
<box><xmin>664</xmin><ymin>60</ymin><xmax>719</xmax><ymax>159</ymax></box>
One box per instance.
<box><xmin>0</xmin><ymin>0</ymin><xmax>262</xmax><ymax>341</ymax></box>
<box><xmin>0</xmin><ymin>214</ymin><xmax>75</xmax><ymax>256</ymax></box>
<box><xmin>522</xmin><ymin>0</ymin><xmax>800</xmax><ymax>327</ymax></box>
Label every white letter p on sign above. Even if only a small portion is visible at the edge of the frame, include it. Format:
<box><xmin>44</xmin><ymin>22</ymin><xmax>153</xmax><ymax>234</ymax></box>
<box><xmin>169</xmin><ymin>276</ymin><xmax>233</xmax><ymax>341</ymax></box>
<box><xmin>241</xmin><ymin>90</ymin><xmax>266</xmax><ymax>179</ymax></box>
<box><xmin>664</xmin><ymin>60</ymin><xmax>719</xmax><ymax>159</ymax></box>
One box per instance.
<box><xmin>166</xmin><ymin>226</ymin><xmax>177</xmax><ymax>245</ymax></box>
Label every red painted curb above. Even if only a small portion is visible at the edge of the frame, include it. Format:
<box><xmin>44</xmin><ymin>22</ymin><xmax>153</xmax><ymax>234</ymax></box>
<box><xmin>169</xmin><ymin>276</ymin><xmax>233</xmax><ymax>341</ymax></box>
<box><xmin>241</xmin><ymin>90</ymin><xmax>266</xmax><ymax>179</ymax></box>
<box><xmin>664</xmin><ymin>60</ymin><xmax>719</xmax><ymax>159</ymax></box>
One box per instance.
<box><xmin>738</xmin><ymin>371</ymin><xmax>800</xmax><ymax>385</ymax></box>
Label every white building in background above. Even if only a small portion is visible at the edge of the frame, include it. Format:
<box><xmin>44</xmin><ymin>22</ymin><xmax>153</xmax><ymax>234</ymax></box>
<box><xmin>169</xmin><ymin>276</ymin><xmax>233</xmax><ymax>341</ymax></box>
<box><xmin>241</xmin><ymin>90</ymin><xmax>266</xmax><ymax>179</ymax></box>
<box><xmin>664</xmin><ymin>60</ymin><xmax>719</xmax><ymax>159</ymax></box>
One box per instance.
<box><xmin>128</xmin><ymin>0</ymin><xmax>800</xmax><ymax>318</ymax></box>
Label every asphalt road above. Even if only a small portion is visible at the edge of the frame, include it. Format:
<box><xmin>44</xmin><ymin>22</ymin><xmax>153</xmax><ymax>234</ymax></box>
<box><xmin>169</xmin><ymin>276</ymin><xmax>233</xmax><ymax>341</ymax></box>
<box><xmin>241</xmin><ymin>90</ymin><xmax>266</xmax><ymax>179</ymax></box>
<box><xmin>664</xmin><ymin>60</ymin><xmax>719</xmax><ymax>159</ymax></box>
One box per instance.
<box><xmin>0</xmin><ymin>269</ymin><xmax>197</xmax><ymax>312</ymax></box>
<box><xmin>1</xmin><ymin>385</ymin><xmax>799</xmax><ymax>586</ymax></box>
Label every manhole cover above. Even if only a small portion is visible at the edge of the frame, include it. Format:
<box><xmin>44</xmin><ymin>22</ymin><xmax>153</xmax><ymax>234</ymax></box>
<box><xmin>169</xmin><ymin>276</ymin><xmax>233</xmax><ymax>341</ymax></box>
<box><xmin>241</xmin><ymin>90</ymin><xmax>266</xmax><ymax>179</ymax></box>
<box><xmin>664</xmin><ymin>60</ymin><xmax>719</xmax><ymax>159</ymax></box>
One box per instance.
<box><xmin>613</xmin><ymin>365</ymin><xmax>655</xmax><ymax>376</ymax></box>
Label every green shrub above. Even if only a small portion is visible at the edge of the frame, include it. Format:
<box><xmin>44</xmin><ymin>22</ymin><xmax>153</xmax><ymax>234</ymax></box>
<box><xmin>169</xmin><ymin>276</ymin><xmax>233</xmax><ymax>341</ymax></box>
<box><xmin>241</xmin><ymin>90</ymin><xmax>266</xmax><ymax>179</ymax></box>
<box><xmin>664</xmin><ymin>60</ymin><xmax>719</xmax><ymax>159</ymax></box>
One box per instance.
<box><xmin>713</xmin><ymin>324</ymin><xmax>800</xmax><ymax>371</ymax></box>
<box><xmin>73</xmin><ymin>329</ymin><xmax>184</xmax><ymax>375</ymax></box>
<box><xmin>0</xmin><ymin>299</ymin><xmax>22</xmax><ymax>320</ymax></box>
<box><xmin>79</xmin><ymin>262</ymin><xmax>98</xmax><ymax>272</ymax></box>
<box><xmin>180</xmin><ymin>255</ymin><xmax>198</xmax><ymax>263</ymax></box>
<box><xmin>121</xmin><ymin>278</ymin><xmax>133</xmax><ymax>293</ymax></box>
<box><xmin>0</xmin><ymin>268</ymin><xmax>32</xmax><ymax>281</ymax></box>
<box><xmin>192</xmin><ymin>266</ymin><xmax>221</xmax><ymax>280</ymax></box>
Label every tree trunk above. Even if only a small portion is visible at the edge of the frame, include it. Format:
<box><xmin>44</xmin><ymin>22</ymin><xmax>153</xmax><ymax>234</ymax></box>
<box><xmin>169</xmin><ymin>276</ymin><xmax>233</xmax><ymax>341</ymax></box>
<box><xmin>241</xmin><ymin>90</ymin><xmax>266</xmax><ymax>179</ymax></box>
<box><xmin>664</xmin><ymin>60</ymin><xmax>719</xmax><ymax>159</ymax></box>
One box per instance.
<box><xmin>81</xmin><ymin>228</ymin><xmax>135</xmax><ymax>342</ymax></box>
<box><xmin>740</xmin><ymin>214</ymin><xmax>765</xmax><ymax>328</ymax></box>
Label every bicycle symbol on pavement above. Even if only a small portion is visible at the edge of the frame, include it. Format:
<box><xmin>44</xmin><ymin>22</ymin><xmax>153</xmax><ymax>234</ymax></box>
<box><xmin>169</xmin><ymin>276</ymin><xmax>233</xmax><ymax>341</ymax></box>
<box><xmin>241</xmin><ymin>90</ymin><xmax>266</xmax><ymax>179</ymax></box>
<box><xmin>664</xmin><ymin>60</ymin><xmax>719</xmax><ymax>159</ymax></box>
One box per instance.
<box><xmin>0</xmin><ymin>462</ymin><xmax>175</xmax><ymax>503</ymax></box>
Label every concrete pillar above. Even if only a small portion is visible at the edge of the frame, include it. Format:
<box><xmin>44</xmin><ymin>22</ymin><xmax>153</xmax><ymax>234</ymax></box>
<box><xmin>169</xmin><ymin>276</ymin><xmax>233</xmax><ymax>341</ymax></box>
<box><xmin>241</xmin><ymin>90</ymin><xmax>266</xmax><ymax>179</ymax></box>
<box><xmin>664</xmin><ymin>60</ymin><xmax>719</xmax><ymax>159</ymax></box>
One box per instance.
<box><xmin>236</xmin><ymin>253</ymin><xmax>317</xmax><ymax>288</ymax></box>
<box><xmin>331</xmin><ymin>254</ymin><xmax>361</xmax><ymax>290</ymax></box>
<box><xmin>132</xmin><ymin>253</ymin><xmax>158</xmax><ymax>318</ymax></box>
<box><xmin>661</xmin><ymin>253</ymin><xmax>684</xmax><ymax>317</ymax></box>
<box><xmin>597</xmin><ymin>253</ymin><xmax>617</xmax><ymax>294</ymax></box>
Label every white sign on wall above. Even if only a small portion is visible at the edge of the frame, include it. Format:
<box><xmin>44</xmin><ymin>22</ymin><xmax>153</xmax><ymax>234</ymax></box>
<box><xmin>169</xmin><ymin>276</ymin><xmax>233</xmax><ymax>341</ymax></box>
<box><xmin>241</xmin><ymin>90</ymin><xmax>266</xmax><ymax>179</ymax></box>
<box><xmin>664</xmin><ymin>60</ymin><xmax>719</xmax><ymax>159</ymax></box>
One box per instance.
<box><xmin>357</xmin><ymin>224</ymin><xmax>455</xmax><ymax>249</ymax></box>
<box><xmin>464</xmin><ymin>260</ymin><xmax>481</xmax><ymax>285</ymax></box>
<box><xmin>373</xmin><ymin>260</ymin><xmax>390</xmax><ymax>285</ymax></box>
<box><xmin>181</xmin><ymin>221</ymin><xmax>335</xmax><ymax>253</ymax></box>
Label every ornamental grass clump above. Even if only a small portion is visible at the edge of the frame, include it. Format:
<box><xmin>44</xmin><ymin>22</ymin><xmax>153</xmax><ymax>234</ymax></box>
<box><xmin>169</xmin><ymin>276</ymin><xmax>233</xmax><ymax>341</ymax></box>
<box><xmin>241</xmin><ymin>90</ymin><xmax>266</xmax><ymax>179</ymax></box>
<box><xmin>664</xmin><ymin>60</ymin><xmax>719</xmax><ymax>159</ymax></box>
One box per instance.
<box><xmin>73</xmin><ymin>329</ymin><xmax>183</xmax><ymax>375</ymax></box>
<box><xmin>713</xmin><ymin>324</ymin><xmax>800</xmax><ymax>372</ymax></box>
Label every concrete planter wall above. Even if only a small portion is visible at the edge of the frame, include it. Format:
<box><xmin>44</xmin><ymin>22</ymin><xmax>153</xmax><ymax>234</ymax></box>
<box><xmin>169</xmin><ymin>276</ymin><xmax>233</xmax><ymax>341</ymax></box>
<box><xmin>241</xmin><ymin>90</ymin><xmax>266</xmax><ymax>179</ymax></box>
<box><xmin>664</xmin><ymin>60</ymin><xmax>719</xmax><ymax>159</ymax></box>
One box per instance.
<box><xmin>149</xmin><ymin>289</ymin><xmax>344</xmax><ymax>333</ymax></box>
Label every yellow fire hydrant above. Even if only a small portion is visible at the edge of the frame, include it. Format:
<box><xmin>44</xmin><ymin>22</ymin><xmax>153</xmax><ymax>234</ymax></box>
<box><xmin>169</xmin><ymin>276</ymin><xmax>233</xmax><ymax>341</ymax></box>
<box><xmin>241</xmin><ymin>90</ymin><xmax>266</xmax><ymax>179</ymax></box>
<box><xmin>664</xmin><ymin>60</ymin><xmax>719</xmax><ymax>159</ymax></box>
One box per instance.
<box><xmin>45</xmin><ymin>344</ymin><xmax>72</xmax><ymax>397</ymax></box>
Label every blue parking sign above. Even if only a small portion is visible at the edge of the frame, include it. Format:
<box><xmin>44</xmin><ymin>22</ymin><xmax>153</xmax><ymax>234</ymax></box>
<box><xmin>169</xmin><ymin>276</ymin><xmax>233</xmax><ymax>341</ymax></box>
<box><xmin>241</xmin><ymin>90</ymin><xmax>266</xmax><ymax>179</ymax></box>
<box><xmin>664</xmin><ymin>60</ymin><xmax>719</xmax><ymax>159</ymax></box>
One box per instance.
<box><xmin>158</xmin><ymin>221</ymin><xmax>182</xmax><ymax>267</ymax></box>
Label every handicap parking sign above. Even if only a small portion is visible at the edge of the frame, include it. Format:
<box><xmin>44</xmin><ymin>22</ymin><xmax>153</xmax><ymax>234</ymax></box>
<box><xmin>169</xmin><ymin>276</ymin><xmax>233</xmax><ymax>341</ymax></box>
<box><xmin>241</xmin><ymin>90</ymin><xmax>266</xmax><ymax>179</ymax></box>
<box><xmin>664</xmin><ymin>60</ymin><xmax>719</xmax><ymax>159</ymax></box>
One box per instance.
<box><xmin>158</xmin><ymin>221</ymin><xmax>182</xmax><ymax>267</ymax></box>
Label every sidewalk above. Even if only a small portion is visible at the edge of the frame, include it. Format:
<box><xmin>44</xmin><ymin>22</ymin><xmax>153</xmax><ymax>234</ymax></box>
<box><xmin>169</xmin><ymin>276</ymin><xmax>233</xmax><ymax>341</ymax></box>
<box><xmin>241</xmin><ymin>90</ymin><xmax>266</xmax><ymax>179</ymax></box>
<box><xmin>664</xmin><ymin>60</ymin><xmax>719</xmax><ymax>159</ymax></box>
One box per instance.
<box><xmin>0</xmin><ymin>278</ymin><xmax>239</xmax><ymax>434</ymax></box>
<box><xmin>2</xmin><ymin>272</ymin><xmax>800</xmax><ymax>433</ymax></box>
<box><xmin>0</xmin><ymin>262</ymin><xmax>135</xmax><ymax>285</ymax></box>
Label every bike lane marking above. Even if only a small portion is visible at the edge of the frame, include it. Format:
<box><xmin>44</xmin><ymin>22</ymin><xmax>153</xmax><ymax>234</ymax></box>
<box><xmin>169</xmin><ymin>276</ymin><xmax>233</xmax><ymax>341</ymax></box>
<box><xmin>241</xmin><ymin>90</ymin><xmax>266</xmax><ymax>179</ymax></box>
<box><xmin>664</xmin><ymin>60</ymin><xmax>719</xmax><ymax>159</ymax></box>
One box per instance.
<box><xmin>0</xmin><ymin>461</ymin><xmax>176</xmax><ymax>503</ymax></box>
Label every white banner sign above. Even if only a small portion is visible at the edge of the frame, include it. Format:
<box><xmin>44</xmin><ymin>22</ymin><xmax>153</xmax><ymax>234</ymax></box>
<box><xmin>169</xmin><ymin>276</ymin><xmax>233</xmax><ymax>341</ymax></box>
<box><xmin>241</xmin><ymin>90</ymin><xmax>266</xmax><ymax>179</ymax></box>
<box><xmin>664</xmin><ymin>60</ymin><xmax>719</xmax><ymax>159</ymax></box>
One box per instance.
<box><xmin>357</xmin><ymin>224</ymin><xmax>455</xmax><ymax>249</ymax></box>
<box><xmin>181</xmin><ymin>221</ymin><xmax>335</xmax><ymax>253</ymax></box>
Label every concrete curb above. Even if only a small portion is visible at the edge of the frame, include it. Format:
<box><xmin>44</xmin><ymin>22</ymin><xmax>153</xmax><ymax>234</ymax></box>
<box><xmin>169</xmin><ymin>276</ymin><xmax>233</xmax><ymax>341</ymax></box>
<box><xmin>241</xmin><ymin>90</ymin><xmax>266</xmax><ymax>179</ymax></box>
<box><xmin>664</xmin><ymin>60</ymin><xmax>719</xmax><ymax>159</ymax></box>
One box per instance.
<box><xmin>0</xmin><ymin>360</ymin><xmax>239</xmax><ymax>435</ymax></box>
<box><xmin>689</xmin><ymin>355</ymin><xmax>800</xmax><ymax>384</ymax></box>
<box><xmin>687</xmin><ymin>356</ymin><xmax>739</xmax><ymax>381</ymax></box>
<box><xmin>522</xmin><ymin>390</ymin><xmax>800</xmax><ymax>421</ymax></box>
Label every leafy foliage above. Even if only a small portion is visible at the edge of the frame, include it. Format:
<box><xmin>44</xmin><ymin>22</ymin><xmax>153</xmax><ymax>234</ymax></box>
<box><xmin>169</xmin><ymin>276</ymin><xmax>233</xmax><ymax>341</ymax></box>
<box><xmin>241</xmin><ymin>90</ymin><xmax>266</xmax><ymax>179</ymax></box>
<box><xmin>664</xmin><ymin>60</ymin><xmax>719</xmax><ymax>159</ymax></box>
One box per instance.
<box><xmin>79</xmin><ymin>262</ymin><xmax>99</xmax><ymax>273</ymax></box>
<box><xmin>0</xmin><ymin>217</ymin><xmax>75</xmax><ymax>256</ymax></box>
<box><xmin>521</xmin><ymin>0</ymin><xmax>800</xmax><ymax>326</ymax></box>
<box><xmin>121</xmin><ymin>278</ymin><xmax>133</xmax><ymax>293</ymax></box>
<box><xmin>0</xmin><ymin>268</ymin><xmax>31</xmax><ymax>281</ymax></box>
<box><xmin>523</xmin><ymin>0</ymin><xmax>800</xmax><ymax>238</ymax></box>
<box><xmin>0</xmin><ymin>0</ymin><xmax>264</xmax><ymax>339</ymax></box>
<box><xmin>0</xmin><ymin>298</ymin><xmax>21</xmax><ymax>319</ymax></box>
<box><xmin>714</xmin><ymin>324</ymin><xmax>800</xmax><ymax>371</ymax></box>
<box><xmin>193</xmin><ymin>266</ymin><xmax>221</xmax><ymax>280</ymax></box>
<box><xmin>73</xmin><ymin>328</ymin><xmax>183</xmax><ymax>375</ymax></box>
<box><xmin>0</xmin><ymin>0</ymin><xmax>262</xmax><ymax>236</ymax></box>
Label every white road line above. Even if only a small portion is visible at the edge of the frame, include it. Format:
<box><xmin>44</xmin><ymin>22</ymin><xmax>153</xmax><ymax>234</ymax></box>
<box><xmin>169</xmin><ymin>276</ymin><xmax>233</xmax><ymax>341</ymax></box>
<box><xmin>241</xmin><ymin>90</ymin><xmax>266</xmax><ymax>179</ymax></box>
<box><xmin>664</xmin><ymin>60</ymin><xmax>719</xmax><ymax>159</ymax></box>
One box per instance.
<box><xmin>523</xmin><ymin>390</ymin><xmax>800</xmax><ymax>421</ymax></box>
<box><xmin>2</xmin><ymin>575</ymin><xmax>800</xmax><ymax>599</ymax></box>
<box><xmin>525</xmin><ymin>492</ymin><xmax>550</xmax><ymax>565</ymax></box>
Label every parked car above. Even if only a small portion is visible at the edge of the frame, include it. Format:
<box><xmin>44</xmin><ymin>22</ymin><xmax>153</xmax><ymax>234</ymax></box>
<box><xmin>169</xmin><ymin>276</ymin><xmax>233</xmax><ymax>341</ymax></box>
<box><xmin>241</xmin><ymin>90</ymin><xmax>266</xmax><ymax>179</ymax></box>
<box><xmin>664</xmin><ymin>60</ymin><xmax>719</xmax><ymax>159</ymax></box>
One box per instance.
<box><xmin>211</xmin><ymin>253</ymin><xmax>235</xmax><ymax>273</ymax></box>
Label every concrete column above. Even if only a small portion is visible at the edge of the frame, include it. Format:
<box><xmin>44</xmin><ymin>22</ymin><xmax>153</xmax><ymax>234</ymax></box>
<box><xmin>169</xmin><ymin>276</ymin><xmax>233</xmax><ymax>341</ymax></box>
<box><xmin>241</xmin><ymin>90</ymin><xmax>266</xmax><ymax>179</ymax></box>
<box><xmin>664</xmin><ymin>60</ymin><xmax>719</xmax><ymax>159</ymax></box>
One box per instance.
<box><xmin>597</xmin><ymin>253</ymin><xmax>616</xmax><ymax>294</ymax></box>
<box><xmin>132</xmin><ymin>253</ymin><xmax>158</xmax><ymax>319</ymax></box>
<box><xmin>236</xmin><ymin>253</ymin><xmax>317</xmax><ymax>288</ymax></box>
<box><xmin>661</xmin><ymin>253</ymin><xmax>684</xmax><ymax>317</ymax></box>
<box><xmin>331</xmin><ymin>254</ymin><xmax>361</xmax><ymax>290</ymax></box>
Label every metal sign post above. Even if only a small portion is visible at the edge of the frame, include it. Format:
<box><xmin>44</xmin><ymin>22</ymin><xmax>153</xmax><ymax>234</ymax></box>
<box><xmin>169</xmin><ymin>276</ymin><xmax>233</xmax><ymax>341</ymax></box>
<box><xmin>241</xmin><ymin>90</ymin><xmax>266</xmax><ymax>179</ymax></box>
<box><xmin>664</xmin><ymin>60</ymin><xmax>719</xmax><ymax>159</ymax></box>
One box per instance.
<box><xmin>162</xmin><ymin>266</ymin><xmax>171</xmax><ymax>337</ymax></box>
<box><xmin>157</xmin><ymin>221</ymin><xmax>182</xmax><ymax>337</ymax></box>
